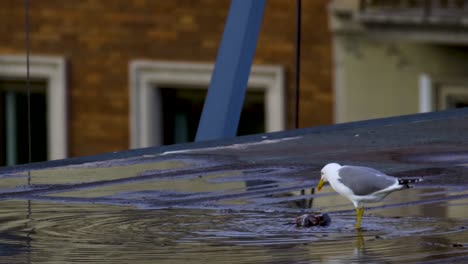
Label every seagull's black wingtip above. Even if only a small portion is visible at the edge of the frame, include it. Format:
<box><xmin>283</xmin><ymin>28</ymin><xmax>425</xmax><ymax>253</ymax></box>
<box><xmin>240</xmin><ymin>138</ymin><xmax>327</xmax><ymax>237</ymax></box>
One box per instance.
<box><xmin>398</xmin><ymin>178</ymin><xmax>423</xmax><ymax>188</ymax></box>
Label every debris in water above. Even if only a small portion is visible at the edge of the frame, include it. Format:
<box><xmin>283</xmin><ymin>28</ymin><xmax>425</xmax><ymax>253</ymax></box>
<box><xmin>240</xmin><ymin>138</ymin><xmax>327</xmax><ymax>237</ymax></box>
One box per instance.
<box><xmin>295</xmin><ymin>213</ymin><xmax>331</xmax><ymax>227</ymax></box>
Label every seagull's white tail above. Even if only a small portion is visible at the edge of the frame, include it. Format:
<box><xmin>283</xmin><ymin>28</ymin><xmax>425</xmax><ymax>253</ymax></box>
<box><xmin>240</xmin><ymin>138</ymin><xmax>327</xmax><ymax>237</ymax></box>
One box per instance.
<box><xmin>398</xmin><ymin>178</ymin><xmax>423</xmax><ymax>188</ymax></box>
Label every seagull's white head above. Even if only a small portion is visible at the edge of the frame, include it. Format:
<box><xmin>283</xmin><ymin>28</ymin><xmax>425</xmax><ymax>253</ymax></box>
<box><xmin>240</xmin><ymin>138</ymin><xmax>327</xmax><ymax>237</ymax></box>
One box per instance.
<box><xmin>316</xmin><ymin>163</ymin><xmax>342</xmax><ymax>191</ymax></box>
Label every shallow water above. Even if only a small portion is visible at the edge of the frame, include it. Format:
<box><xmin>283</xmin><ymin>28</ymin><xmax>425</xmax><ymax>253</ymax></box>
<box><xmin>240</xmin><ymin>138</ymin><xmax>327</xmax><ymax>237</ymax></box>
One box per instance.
<box><xmin>0</xmin><ymin>153</ymin><xmax>468</xmax><ymax>263</ymax></box>
<box><xmin>0</xmin><ymin>200</ymin><xmax>466</xmax><ymax>264</ymax></box>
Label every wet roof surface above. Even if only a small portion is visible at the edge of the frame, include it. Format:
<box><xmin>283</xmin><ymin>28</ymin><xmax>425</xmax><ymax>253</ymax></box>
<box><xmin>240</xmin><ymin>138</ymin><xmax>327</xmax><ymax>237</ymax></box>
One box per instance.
<box><xmin>1</xmin><ymin>108</ymin><xmax>468</xmax><ymax>263</ymax></box>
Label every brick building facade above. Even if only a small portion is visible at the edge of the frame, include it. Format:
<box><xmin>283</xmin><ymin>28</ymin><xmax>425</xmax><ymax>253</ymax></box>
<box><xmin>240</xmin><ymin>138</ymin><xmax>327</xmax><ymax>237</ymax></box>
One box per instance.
<box><xmin>0</xmin><ymin>0</ymin><xmax>332</xmax><ymax>159</ymax></box>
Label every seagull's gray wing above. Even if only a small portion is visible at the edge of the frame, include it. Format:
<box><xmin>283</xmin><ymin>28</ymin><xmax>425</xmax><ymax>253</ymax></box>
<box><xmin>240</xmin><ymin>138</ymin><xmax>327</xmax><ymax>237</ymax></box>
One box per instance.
<box><xmin>337</xmin><ymin>166</ymin><xmax>397</xmax><ymax>196</ymax></box>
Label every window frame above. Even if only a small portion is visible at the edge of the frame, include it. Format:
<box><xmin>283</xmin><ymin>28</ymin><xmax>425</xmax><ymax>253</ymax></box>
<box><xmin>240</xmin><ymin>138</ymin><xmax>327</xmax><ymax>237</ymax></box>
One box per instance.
<box><xmin>0</xmin><ymin>55</ymin><xmax>67</xmax><ymax>160</ymax></box>
<box><xmin>419</xmin><ymin>73</ymin><xmax>468</xmax><ymax>112</ymax></box>
<box><xmin>129</xmin><ymin>60</ymin><xmax>285</xmax><ymax>148</ymax></box>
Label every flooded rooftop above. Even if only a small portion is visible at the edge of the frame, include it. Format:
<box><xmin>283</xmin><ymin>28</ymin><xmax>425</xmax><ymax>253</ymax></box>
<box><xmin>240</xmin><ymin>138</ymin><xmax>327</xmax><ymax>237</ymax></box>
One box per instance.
<box><xmin>1</xmin><ymin>109</ymin><xmax>468</xmax><ymax>263</ymax></box>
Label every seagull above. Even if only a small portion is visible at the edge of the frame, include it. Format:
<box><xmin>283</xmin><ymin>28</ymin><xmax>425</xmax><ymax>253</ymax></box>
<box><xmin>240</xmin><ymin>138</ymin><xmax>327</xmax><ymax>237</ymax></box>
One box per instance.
<box><xmin>315</xmin><ymin>163</ymin><xmax>422</xmax><ymax>229</ymax></box>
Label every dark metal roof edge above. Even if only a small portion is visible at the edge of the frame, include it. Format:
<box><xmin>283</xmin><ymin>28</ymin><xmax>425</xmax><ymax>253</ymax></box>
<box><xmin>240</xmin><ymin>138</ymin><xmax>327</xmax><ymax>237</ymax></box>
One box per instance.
<box><xmin>1</xmin><ymin>108</ymin><xmax>467</xmax><ymax>173</ymax></box>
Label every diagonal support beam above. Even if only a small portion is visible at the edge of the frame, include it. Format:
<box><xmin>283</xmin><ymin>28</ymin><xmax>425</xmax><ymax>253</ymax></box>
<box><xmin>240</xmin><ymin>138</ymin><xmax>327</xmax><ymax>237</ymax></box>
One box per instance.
<box><xmin>195</xmin><ymin>0</ymin><xmax>266</xmax><ymax>142</ymax></box>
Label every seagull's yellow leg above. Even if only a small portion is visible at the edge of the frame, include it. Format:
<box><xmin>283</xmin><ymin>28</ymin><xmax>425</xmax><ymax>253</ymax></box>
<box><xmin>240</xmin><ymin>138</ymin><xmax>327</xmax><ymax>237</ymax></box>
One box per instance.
<box><xmin>355</xmin><ymin>207</ymin><xmax>365</xmax><ymax>229</ymax></box>
<box><xmin>356</xmin><ymin>229</ymin><xmax>365</xmax><ymax>250</ymax></box>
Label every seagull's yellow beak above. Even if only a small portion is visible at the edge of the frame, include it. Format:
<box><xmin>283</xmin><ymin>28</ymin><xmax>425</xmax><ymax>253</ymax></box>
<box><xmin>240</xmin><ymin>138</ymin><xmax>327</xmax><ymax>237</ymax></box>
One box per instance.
<box><xmin>316</xmin><ymin>178</ymin><xmax>325</xmax><ymax>191</ymax></box>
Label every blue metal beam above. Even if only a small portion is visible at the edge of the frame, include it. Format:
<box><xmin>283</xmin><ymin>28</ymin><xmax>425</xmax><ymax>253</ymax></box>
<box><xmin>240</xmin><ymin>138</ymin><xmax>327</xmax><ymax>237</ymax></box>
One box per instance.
<box><xmin>195</xmin><ymin>0</ymin><xmax>266</xmax><ymax>142</ymax></box>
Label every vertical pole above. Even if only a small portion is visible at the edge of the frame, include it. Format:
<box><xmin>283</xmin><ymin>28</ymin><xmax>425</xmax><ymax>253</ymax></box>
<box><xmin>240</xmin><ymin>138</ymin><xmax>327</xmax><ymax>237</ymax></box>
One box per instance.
<box><xmin>25</xmin><ymin>0</ymin><xmax>32</xmax><ymax>185</ymax></box>
<box><xmin>294</xmin><ymin>0</ymin><xmax>301</xmax><ymax>129</ymax></box>
<box><xmin>195</xmin><ymin>0</ymin><xmax>266</xmax><ymax>142</ymax></box>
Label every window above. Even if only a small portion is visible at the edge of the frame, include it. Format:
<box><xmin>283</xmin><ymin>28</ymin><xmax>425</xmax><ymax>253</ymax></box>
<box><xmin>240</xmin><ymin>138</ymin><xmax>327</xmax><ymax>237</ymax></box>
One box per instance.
<box><xmin>0</xmin><ymin>55</ymin><xmax>67</xmax><ymax>164</ymax></box>
<box><xmin>437</xmin><ymin>86</ymin><xmax>468</xmax><ymax>110</ymax></box>
<box><xmin>419</xmin><ymin>74</ymin><xmax>468</xmax><ymax>112</ymax></box>
<box><xmin>130</xmin><ymin>61</ymin><xmax>285</xmax><ymax>148</ymax></box>
<box><xmin>159</xmin><ymin>87</ymin><xmax>265</xmax><ymax>145</ymax></box>
<box><xmin>0</xmin><ymin>80</ymin><xmax>48</xmax><ymax>165</ymax></box>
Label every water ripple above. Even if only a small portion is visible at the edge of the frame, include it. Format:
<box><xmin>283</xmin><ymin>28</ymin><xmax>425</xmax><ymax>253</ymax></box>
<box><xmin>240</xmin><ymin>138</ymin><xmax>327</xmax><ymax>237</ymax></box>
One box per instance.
<box><xmin>0</xmin><ymin>201</ymin><xmax>466</xmax><ymax>263</ymax></box>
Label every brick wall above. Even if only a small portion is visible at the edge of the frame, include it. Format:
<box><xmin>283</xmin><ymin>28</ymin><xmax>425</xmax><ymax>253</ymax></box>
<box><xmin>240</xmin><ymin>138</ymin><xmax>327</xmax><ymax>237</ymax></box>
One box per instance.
<box><xmin>0</xmin><ymin>0</ymin><xmax>332</xmax><ymax>157</ymax></box>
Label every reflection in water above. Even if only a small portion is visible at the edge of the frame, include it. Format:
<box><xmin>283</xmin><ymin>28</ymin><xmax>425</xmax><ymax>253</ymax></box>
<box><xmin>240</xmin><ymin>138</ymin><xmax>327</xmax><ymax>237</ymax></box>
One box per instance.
<box><xmin>0</xmin><ymin>156</ymin><xmax>467</xmax><ymax>263</ymax></box>
<box><xmin>0</xmin><ymin>200</ymin><xmax>465</xmax><ymax>263</ymax></box>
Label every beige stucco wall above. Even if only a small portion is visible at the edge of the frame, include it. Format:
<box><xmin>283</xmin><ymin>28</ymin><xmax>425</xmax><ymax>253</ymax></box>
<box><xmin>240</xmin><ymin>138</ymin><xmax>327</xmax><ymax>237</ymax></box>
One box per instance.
<box><xmin>334</xmin><ymin>35</ymin><xmax>468</xmax><ymax>123</ymax></box>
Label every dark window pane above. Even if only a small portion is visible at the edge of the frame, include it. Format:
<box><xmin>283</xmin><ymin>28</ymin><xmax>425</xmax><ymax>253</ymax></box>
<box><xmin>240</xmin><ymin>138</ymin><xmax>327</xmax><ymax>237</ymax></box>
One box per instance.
<box><xmin>160</xmin><ymin>87</ymin><xmax>265</xmax><ymax>145</ymax></box>
<box><xmin>0</xmin><ymin>92</ymin><xmax>4</xmax><ymax>165</ymax></box>
<box><xmin>0</xmin><ymin>80</ymin><xmax>47</xmax><ymax>166</ymax></box>
<box><xmin>446</xmin><ymin>95</ymin><xmax>468</xmax><ymax>110</ymax></box>
<box><xmin>238</xmin><ymin>90</ymin><xmax>265</xmax><ymax>136</ymax></box>
<box><xmin>455</xmin><ymin>102</ymin><xmax>468</xmax><ymax>108</ymax></box>
<box><xmin>15</xmin><ymin>92</ymin><xmax>48</xmax><ymax>164</ymax></box>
